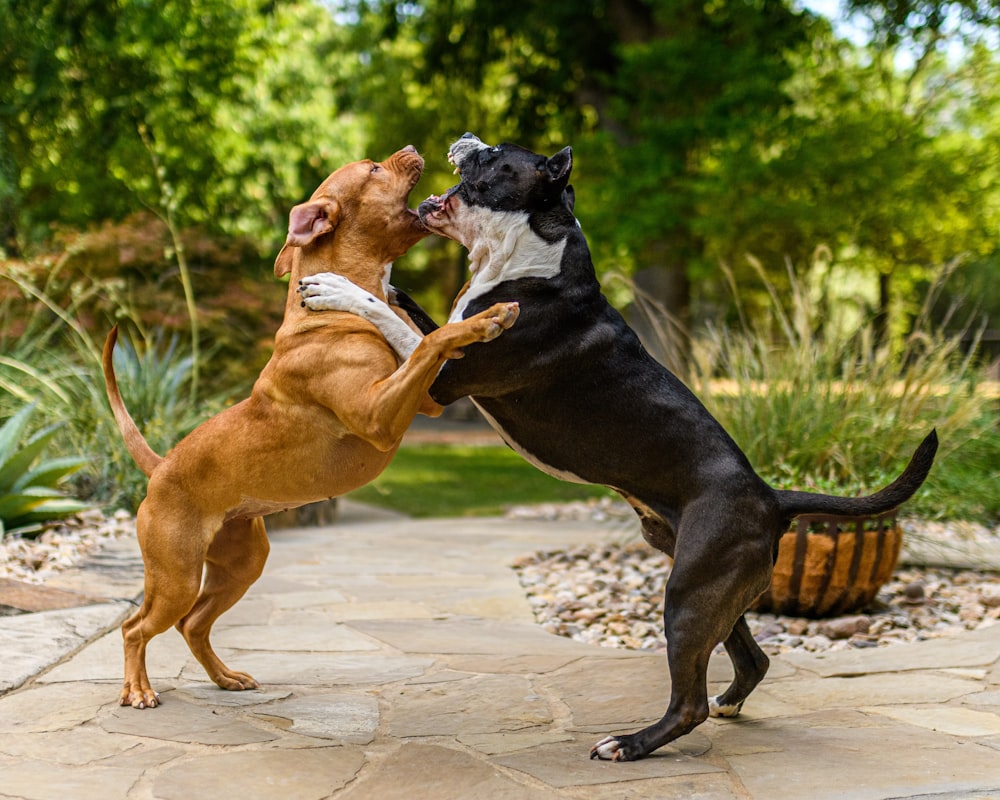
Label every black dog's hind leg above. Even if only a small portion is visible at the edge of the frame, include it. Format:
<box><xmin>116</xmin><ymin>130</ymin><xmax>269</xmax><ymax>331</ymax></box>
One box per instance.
<box><xmin>592</xmin><ymin>499</ymin><xmax>775</xmax><ymax>762</ymax></box>
<box><xmin>710</xmin><ymin>615</ymin><xmax>769</xmax><ymax>718</ymax></box>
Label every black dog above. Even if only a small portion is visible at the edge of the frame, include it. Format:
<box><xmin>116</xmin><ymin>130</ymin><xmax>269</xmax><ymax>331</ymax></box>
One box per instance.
<box><xmin>299</xmin><ymin>133</ymin><xmax>937</xmax><ymax>762</ymax></box>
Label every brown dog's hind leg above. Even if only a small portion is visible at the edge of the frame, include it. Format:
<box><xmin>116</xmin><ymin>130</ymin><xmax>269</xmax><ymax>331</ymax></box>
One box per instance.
<box><xmin>709</xmin><ymin>615</ymin><xmax>769</xmax><ymax>718</ymax></box>
<box><xmin>121</xmin><ymin>505</ymin><xmax>206</xmax><ymax>708</ymax></box>
<box><xmin>176</xmin><ymin>517</ymin><xmax>269</xmax><ymax>691</ymax></box>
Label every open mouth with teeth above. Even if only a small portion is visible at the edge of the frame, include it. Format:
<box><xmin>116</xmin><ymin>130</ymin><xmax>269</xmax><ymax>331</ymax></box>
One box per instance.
<box><xmin>417</xmin><ymin>136</ymin><xmax>490</xmax><ymax>227</ymax></box>
<box><xmin>417</xmin><ymin>183</ymin><xmax>461</xmax><ymax>226</ymax></box>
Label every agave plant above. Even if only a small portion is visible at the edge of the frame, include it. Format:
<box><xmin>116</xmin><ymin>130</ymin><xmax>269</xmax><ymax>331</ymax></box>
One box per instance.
<box><xmin>0</xmin><ymin>402</ymin><xmax>89</xmax><ymax>537</ymax></box>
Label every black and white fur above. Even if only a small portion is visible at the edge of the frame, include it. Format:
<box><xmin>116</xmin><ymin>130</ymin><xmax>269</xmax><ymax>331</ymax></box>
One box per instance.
<box><xmin>299</xmin><ymin>133</ymin><xmax>938</xmax><ymax>762</ymax></box>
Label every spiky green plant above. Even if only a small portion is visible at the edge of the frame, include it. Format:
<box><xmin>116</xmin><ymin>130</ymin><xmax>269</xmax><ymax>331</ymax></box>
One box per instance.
<box><xmin>0</xmin><ymin>257</ymin><xmax>212</xmax><ymax>511</ymax></box>
<box><xmin>0</xmin><ymin>403</ymin><xmax>89</xmax><ymax>537</ymax></box>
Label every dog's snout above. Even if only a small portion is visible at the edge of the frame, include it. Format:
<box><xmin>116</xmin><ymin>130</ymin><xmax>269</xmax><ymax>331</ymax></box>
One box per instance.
<box><xmin>384</xmin><ymin>146</ymin><xmax>425</xmax><ymax>182</ymax></box>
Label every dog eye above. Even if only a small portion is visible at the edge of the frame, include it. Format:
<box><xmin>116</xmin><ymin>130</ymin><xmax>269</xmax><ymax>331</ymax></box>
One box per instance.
<box><xmin>370</xmin><ymin>165</ymin><xmax>381</xmax><ymax>173</ymax></box>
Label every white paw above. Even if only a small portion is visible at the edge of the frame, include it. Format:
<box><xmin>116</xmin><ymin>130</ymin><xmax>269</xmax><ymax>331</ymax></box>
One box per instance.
<box><xmin>709</xmin><ymin>695</ymin><xmax>742</xmax><ymax>718</ymax></box>
<box><xmin>590</xmin><ymin>736</ymin><xmax>621</xmax><ymax>761</ymax></box>
<box><xmin>298</xmin><ymin>273</ymin><xmax>379</xmax><ymax>314</ymax></box>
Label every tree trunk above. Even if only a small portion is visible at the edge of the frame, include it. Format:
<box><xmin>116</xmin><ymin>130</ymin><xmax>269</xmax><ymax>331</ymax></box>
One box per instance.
<box><xmin>874</xmin><ymin>270</ymin><xmax>891</xmax><ymax>346</ymax></box>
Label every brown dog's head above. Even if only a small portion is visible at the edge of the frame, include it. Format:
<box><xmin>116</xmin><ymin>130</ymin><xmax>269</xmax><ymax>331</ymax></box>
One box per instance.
<box><xmin>274</xmin><ymin>146</ymin><xmax>429</xmax><ymax>280</ymax></box>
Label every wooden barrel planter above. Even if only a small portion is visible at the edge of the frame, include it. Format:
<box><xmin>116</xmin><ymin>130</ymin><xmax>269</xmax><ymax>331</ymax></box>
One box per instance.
<box><xmin>753</xmin><ymin>511</ymin><xmax>902</xmax><ymax>618</ymax></box>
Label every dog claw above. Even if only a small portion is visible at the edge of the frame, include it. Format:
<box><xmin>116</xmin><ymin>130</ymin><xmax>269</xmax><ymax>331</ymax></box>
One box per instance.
<box><xmin>121</xmin><ymin>689</ymin><xmax>160</xmax><ymax>709</ymax></box>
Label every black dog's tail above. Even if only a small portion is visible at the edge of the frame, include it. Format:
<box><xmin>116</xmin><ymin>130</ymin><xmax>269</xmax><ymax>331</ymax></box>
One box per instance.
<box><xmin>776</xmin><ymin>430</ymin><xmax>938</xmax><ymax>519</ymax></box>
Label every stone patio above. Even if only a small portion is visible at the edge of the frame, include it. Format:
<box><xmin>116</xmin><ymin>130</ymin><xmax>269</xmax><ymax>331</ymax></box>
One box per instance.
<box><xmin>0</xmin><ymin>501</ymin><xmax>998</xmax><ymax>799</ymax></box>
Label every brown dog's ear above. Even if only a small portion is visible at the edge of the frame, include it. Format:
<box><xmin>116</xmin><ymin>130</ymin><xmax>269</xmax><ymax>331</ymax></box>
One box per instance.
<box><xmin>274</xmin><ymin>243</ymin><xmax>295</xmax><ymax>277</ymax></box>
<box><xmin>285</xmin><ymin>199</ymin><xmax>341</xmax><ymax>248</ymax></box>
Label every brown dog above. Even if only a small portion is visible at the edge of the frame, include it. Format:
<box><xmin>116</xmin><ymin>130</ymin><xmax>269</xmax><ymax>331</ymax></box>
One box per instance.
<box><xmin>102</xmin><ymin>146</ymin><xmax>519</xmax><ymax>709</ymax></box>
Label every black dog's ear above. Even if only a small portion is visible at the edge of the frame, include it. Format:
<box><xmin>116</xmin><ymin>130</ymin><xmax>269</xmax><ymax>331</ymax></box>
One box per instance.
<box><xmin>546</xmin><ymin>147</ymin><xmax>573</xmax><ymax>184</ymax></box>
<box><xmin>562</xmin><ymin>185</ymin><xmax>576</xmax><ymax>214</ymax></box>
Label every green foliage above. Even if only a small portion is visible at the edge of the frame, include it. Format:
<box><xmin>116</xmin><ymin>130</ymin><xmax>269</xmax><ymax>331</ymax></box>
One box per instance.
<box><xmin>654</xmin><ymin>261</ymin><xmax>998</xmax><ymax>523</ymax></box>
<box><xmin>0</xmin><ymin>257</ymin><xmax>217</xmax><ymax>511</ymax></box>
<box><xmin>95</xmin><ymin>327</ymin><xmax>211</xmax><ymax>509</ymax></box>
<box><xmin>0</xmin><ymin>403</ymin><xmax>88</xmax><ymax>537</ymax></box>
<box><xmin>0</xmin><ymin>0</ymin><xmax>998</xmax><ymax>526</ymax></box>
<box><xmin>695</xmin><ymin>26</ymin><xmax>1000</xmax><ymax>335</ymax></box>
<box><xmin>106</xmin><ymin>333</ymin><xmax>195</xmax><ymax>449</ymax></box>
<box><xmin>0</xmin><ymin>0</ymin><xmax>365</xmax><ymax>254</ymax></box>
<box><xmin>349</xmin><ymin>444</ymin><xmax>615</xmax><ymax>518</ymax></box>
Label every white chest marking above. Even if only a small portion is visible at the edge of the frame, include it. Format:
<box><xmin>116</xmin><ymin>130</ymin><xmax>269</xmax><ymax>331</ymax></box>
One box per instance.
<box><xmin>449</xmin><ymin>208</ymin><xmax>565</xmax><ymax>322</ymax></box>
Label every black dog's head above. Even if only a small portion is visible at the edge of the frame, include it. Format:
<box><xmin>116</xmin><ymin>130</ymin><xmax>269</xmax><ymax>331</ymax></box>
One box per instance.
<box><xmin>419</xmin><ymin>133</ymin><xmax>575</xmax><ymax>248</ymax></box>
<box><xmin>449</xmin><ymin>133</ymin><xmax>572</xmax><ymax>212</ymax></box>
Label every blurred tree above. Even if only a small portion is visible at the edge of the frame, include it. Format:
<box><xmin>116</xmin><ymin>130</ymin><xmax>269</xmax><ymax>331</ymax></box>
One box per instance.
<box><xmin>0</xmin><ymin>0</ymin><xmax>364</xmax><ymax>255</ymax></box>
<box><xmin>846</xmin><ymin>0</ymin><xmax>999</xmax><ymax>49</ymax></box>
<box><xmin>696</xmin><ymin>28</ymin><xmax>1000</xmax><ymax>337</ymax></box>
<box><xmin>697</xmin><ymin>8</ymin><xmax>999</xmax><ymax>343</ymax></box>
<box><xmin>346</xmin><ymin>0</ymin><xmax>815</xmax><ymax>325</ymax></box>
<box><xmin>0</xmin><ymin>0</ymin><xmax>371</xmax><ymax>395</ymax></box>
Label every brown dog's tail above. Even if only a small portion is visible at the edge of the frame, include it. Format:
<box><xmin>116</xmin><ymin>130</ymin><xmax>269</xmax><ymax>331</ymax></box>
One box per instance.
<box><xmin>102</xmin><ymin>325</ymin><xmax>163</xmax><ymax>478</ymax></box>
<box><xmin>775</xmin><ymin>430</ymin><xmax>938</xmax><ymax>520</ymax></box>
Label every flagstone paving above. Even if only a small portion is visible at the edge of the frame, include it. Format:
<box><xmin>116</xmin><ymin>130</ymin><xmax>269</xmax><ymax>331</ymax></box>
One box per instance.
<box><xmin>0</xmin><ymin>501</ymin><xmax>998</xmax><ymax>799</ymax></box>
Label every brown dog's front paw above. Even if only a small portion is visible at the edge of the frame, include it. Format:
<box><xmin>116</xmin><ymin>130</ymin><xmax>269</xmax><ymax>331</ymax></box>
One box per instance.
<box><xmin>480</xmin><ymin>301</ymin><xmax>519</xmax><ymax>341</ymax></box>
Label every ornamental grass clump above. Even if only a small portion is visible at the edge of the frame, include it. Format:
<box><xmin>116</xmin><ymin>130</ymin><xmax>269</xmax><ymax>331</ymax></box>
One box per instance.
<box><xmin>628</xmin><ymin>261</ymin><xmax>997</xmax><ymax>523</ymax></box>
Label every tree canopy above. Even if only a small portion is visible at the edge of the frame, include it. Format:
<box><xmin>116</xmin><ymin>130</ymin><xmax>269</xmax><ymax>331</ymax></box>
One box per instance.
<box><xmin>1</xmin><ymin>0</ymin><xmax>997</xmax><ymax>337</ymax></box>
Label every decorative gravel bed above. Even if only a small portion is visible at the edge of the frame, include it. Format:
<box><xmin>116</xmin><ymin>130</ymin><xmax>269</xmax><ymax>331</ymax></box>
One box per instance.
<box><xmin>508</xmin><ymin>499</ymin><xmax>1000</xmax><ymax>655</ymax></box>
<box><xmin>0</xmin><ymin>509</ymin><xmax>136</xmax><ymax>585</ymax></box>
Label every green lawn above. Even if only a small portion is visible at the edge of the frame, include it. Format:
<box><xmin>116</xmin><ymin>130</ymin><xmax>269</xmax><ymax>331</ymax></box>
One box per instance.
<box><xmin>348</xmin><ymin>444</ymin><xmax>616</xmax><ymax>517</ymax></box>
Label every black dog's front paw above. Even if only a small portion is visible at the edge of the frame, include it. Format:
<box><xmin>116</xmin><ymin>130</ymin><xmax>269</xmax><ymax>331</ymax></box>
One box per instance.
<box><xmin>590</xmin><ymin>734</ymin><xmax>643</xmax><ymax>762</ymax></box>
